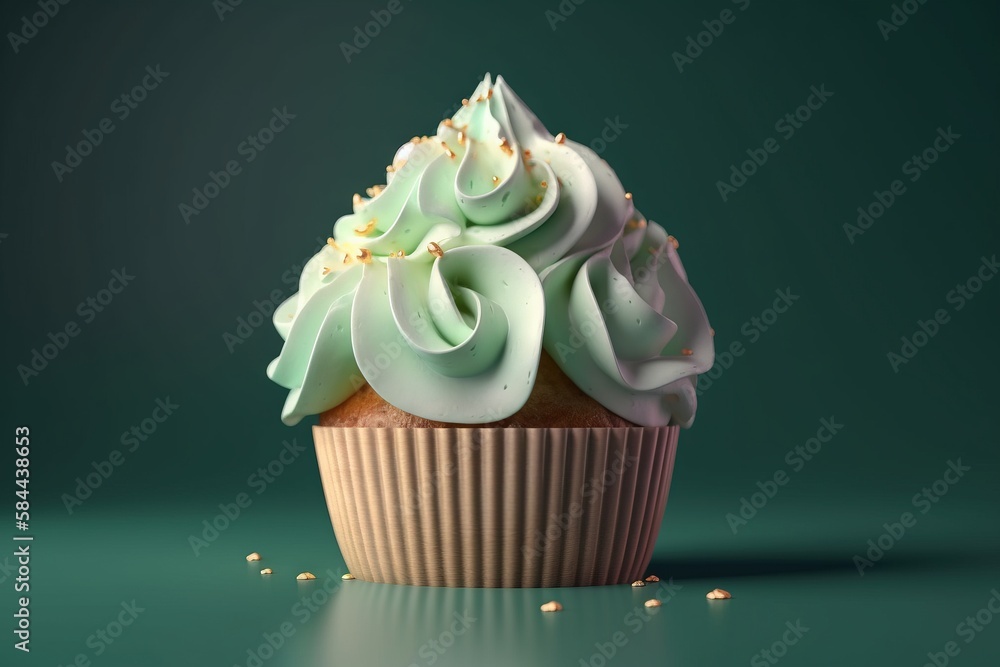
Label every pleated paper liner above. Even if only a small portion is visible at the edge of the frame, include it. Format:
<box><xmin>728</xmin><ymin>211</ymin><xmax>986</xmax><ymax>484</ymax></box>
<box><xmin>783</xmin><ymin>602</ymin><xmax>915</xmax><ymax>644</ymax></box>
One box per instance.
<box><xmin>313</xmin><ymin>426</ymin><xmax>679</xmax><ymax>588</ymax></box>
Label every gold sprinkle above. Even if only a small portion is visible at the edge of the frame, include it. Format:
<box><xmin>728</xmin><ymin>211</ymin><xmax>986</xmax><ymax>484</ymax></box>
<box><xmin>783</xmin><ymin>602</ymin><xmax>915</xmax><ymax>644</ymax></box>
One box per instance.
<box><xmin>356</xmin><ymin>248</ymin><xmax>372</xmax><ymax>264</ymax></box>
<box><xmin>499</xmin><ymin>137</ymin><xmax>513</xmax><ymax>156</ymax></box>
<box><xmin>394</xmin><ymin>159</ymin><xmax>407</xmax><ymax>170</ymax></box>
<box><xmin>411</xmin><ymin>136</ymin><xmax>421</xmax><ymax>143</ymax></box>
<box><xmin>523</xmin><ymin>149</ymin><xmax>532</xmax><ymax>158</ymax></box>
<box><xmin>644</xmin><ymin>599</ymin><xmax>662</xmax><ymax>608</ymax></box>
<box><xmin>647</xmin><ymin>246</ymin><xmax>661</xmax><ymax>255</ymax></box>
<box><xmin>442</xmin><ymin>118</ymin><xmax>453</xmax><ymax>127</ymax></box>
<box><xmin>667</xmin><ymin>235</ymin><xmax>679</xmax><ymax>249</ymax></box>
<box><xmin>631</xmin><ymin>580</ymin><xmax>646</xmax><ymax>588</ymax></box>
<box><xmin>540</xmin><ymin>601</ymin><xmax>563</xmax><ymax>613</ymax></box>
<box><xmin>342</xmin><ymin>254</ymin><xmax>352</xmax><ymax>264</ymax></box>
<box><xmin>681</xmin><ymin>348</ymin><xmax>693</xmax><ymax>356</ymax></box>
<box><xmin>457</xmin><ymin>131</ymin><xmax>466</xmax><ymax>145</ymax></box>
<box><xmin>342</xmin><ymin>573</ymin><xmax>356</xmax><ymax>581</ymax></box>
<box><xmin>297</xmin><ymin>572</ymin><xmax>316</xmax><ymax>581</ymax></box>
<box><xmin>534</xmin><ymin>194</ymin><xmax>544</xmax><ymax>205</ymax></box>
<box><xmin>710</xmin><ymin>327</ymin><xmax>716</xmax><ymax>337</ymax></box>
<box><xmin>365</xmin><ymin>185</ymin><xmax>383</xmax><ymax>198</ymax></box>
<box><xmin>491</xmin><ymin>175</ymin><xmax>500</xmax><ymax>186</ymax></box>
<box><xmin>476</xmin><ymin>94</ymin><xmax>485</xmax><ymax>102</ymax></box>
<box><xmin>624</xmin><ymin>192</ymin><xmax>633</xmax><ymax>200</ymax></box>
<box><xmin>386</xmin><ymin>165</ymin><xmax>395</xmax><ymax>173</ymax></box>
<box><xmin>352</xmin><ymin>193</ymin><xmax>363</xmax><ymax>206</ymax></box>
<box><xmin>557</xmin><ymin>177</ymin><xmax>563</xmax><ymax>186</ymax></box>
<box><xmin>461</xmin><ymin>98</ymin><xmax>469</xmax><ymax>106</ymax></box>
<box><xmin>645</xmin><ymin>575</ymin><xmax>660</xmax><ymax>582</ymax></box>
<box><xmin>706</xmin><ymin>588</ymin><xmax>732</xmax><ymax>600</ymax></box>
<box><xmin>260</xmin><ymin>568</ymin><xmax>273</xmax><ymax>575</ymax></box>
<box><xmin>326</xmin><ymin>237</ymin><xmax>337</xmax><ymax>248</ymax></box>
<box><xmin>245</xmin><ymin>552</ymin><xmax>262</xmax><ymax>562</ymax></box>
<box><xmin>427</xmin><ymin>241</ymin><xmax>444</xmax><ymax>258</ymax></box>
<box><xmin>354</xmin><ymin>218</ymin><xmax>377</xmax><ymax>236</ymax></box>
<box><xmin>486</xmin><ymin>87</ymin><xmax>493</xmax><ymax>99</ymax></box>
<box><xmin>554</xmin><ymin>132</ymin><xmax>566</xmax><ymax>144</ymax></box>
<box><xmin>441</xmin><ymin>142</ymin><xmax>456</xmax><ymax>159</ymax></box>
<box><xmin>540</xmin><ymin>180</ymin><xmax>548</xmax><ymax>188</ymax></box>
<box><xmin>321</xmin><ymin>266</ymin><xmax>331</xmax><ymax>275</ymax></box>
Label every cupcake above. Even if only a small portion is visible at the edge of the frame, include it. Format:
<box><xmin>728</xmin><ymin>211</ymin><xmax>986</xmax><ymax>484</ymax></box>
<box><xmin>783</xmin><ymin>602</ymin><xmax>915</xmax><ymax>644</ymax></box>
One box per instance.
<box><xmin>267</xmin><ymin>74</ymin><xmax>714</xmax><ymax>587</ymax></box>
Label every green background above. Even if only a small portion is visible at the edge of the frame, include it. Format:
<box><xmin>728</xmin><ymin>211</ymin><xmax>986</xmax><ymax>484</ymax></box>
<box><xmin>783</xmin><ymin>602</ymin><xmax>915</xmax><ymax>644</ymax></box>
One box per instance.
<box><xmin>2</xmin><ymin>0</ymin><xmax>999</xmax><ymax>665</ymax></box>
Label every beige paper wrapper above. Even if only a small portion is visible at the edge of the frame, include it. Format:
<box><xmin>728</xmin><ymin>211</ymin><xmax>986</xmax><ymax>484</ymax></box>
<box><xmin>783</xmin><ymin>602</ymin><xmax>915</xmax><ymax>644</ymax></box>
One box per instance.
<box><xmin>313</xmin><ymin>426</ymin><xmax>679</xmax><ymax>588</ymax></box>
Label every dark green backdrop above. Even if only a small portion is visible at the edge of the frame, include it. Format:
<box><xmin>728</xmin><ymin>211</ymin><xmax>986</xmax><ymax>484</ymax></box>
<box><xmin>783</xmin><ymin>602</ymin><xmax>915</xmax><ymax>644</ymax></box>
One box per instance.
<box><xmin>2</xmin><ymin>1</ymin><xmax>998</xmax><ymax>665</ymax></box>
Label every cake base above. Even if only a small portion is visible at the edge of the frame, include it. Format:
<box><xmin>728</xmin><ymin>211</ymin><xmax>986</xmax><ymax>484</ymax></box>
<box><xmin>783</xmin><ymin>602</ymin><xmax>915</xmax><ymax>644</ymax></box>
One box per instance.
<box><xmin>320</xmin><ymin>351</ymin><xmax>635</xmax><ymax>428</ymax></box>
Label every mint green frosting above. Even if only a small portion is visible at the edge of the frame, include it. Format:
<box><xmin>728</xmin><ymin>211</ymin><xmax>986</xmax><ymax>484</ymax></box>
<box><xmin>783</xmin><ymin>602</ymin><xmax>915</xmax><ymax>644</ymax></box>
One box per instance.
<box><xmin>268</xmin><ymin>74</ymin><xmax>714</xmax><ymax>426</ymax></box>
<box><xmin>539</xmin><ymin>218</ymin><xmax>713</xmax><ymax>428</ymax></box>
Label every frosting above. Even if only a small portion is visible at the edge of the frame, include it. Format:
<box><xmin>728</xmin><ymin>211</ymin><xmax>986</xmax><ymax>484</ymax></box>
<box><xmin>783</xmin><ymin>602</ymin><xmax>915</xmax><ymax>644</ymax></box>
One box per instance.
<box><xmin>268</xmin><ymin>74</ymin><xmax>714</xmax><ymax>426</ymax></box>
<box><xmin>352</xmin><ymin>246</ymin><xmax>544</xmax><ymax>423</ymax></box>
<box><xmin>540</xmin><ymin>219</ymin><xmax>713</xmax><ymax>427</ymax></box>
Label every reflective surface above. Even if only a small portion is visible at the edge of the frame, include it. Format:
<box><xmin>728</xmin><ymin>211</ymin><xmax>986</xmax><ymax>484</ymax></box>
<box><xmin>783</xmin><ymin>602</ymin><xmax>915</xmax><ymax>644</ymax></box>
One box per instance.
<box><xmin>3</xmin><ymin>0</ymin><xmax>1000</xmax><ymax>665</ymax></box>
<box><xmin>17</xmin><ymin>498</ymin><xmax>1000</xmax><ymax>667</ymax></box>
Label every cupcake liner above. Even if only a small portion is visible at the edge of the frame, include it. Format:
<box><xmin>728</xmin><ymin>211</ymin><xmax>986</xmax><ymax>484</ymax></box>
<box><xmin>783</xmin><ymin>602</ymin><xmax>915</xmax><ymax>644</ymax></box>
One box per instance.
<box><xmin>313</xmin><ymin>426</ymin><xmax>679</xmax><ymax>588</ymax></box>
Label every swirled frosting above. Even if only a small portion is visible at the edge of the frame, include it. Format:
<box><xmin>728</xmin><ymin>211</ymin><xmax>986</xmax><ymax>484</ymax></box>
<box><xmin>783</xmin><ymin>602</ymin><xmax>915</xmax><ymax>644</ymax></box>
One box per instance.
<box><xmin>268</xmin><ymin>74</ymin><xmax>714</xmax><ymax>426</ymax></box>
<box><xmin>540</xmin><ymin>218</ymin><xmax>713</xmax><ymax>428</ymax></box>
